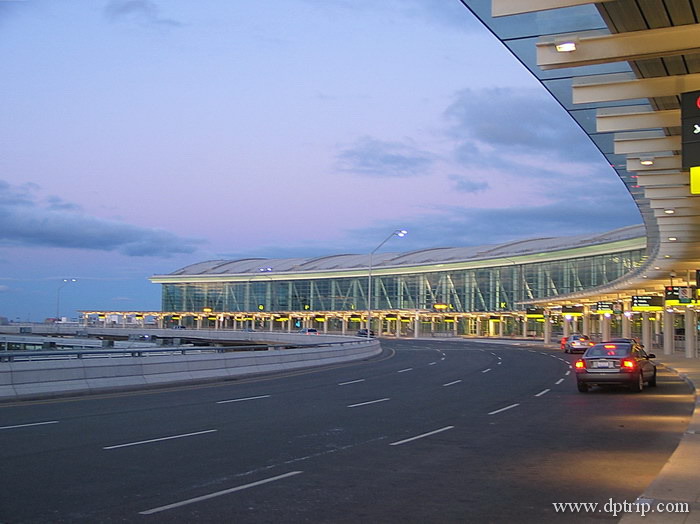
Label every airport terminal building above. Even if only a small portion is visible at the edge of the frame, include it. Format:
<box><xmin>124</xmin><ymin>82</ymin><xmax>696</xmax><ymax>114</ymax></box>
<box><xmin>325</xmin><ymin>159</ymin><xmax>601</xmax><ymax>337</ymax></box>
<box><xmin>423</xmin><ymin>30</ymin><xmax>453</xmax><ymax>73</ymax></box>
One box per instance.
<box><xmin>130</xmin><ymin>225</ymin><xmax>646</xmax><ymax>338</ymax></box>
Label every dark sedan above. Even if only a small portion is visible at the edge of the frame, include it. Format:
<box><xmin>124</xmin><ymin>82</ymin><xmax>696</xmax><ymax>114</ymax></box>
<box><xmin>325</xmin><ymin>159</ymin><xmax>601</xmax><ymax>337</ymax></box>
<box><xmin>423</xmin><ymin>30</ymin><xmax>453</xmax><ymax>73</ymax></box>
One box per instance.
<box><xmin>574</xmin><ymin>342</ymin><xmax>657</xmax><ymax>393</ymax></box>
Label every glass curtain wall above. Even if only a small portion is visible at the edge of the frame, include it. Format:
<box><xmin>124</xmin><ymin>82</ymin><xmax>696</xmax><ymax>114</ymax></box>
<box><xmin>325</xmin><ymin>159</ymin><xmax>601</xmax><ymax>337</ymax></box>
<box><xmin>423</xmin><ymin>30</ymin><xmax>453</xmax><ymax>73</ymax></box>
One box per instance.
<box><xmin>162</xmin><ymin>248</ymin><xmax>645</xmax><ymax>313</ymax></box>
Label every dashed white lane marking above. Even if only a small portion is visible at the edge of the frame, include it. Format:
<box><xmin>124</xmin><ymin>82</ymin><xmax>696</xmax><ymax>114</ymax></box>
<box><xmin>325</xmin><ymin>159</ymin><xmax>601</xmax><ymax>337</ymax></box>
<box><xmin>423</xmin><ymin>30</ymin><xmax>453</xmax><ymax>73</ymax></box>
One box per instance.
<box><xmin>442</xmin><ymin>380</ymin><xmax>462</xmax><ymax>387</ymax></box>
<box><xmin>397</xmin><ymin>368</ymin><xmax>413</xmax><ymax>373</ymax></box>
<box><xmin>217</xmin><ymin>395</ymin><xmax>271</xmax><ymax>404</ymax></box>
<box><xmin>389</xmin><ymin>426</ymin><xmax>455</xmax><ymax>446</ymax></box>
<box><xmin>488</xmin><ymin>403</ymin><xmax>520</xmax><ymax>415</ymax></box>
<box><xmin>555</xmin><ymin>378</ymin><xmax>565</xmax><ymax>385</ymax></box>
<box><xmin>348</xmin><ymin>398</ymin><xmax>390</xmax><ymax>408</ymax></box>
<box><xmin>338</xmin><ymin>379</ymin><xmax>366</xmax><ymax>386</ymax></box>
<box><xmin>565</xmin><ymin>370</ymin><xmax>571</xmax><ymax>376</ymax></box>
<box><xmin>104</xmin><ymin>429</ymin><xmax>217</xmax><ymax>450</ymax></box>
<box><xmin>497</xmin><ymin>361</ymin><xmax>503</xmax><ymax>365</ymax></box>
<box><xmin>139</xmin><ymin>471</ymin><xmax>303</xmax><ymax>515</ymax></box>
<box><xmin>482</xmin><ymin>368</ymin><xmax>492</xmax><ymax>373</ymax></box>
<box><xmin>535</xmin><ymin>389</ymin><xmax>551</xmax><ymax>397</ymax></box>
<box><xmin>0</xmin><ymin>420</ymin><xmax>59</xmax><ymax>430</ymax></box>
<box><xmin>428</xmin><ymin>362</ymin><xmax>437</xmax><ymax>366</ymax></box>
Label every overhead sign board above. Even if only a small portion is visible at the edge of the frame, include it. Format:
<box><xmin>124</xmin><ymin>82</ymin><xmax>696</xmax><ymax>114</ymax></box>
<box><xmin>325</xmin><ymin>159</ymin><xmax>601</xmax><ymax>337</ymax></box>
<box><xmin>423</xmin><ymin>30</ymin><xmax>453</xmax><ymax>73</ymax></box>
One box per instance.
<box><xmin>594</xmin><ymin>301</ymin><xmax>614</xmax><ymax>313</ymax></box>
<box><xmin>631</xmin><ymin>295</ymin><xmax>663</xmax><ymax>311</ymax></box>
<box><xmin>681</xmin><ymin>90</ymin><xmax>700</xmax><ymax>181</ymax></box>
<box><xmin>562</xmin><ymin>305</ymin><xmax>584</xmax><ymax>317</ymax></box>
<box><xmin>526</xmin><ymin>307</ymin><xmax>544</xmax><ymax>318</ymax></box>
<box><xmin>665</xmin><ymin>285</ymin><xmax>698</xmax><ymax>306</ymax></box>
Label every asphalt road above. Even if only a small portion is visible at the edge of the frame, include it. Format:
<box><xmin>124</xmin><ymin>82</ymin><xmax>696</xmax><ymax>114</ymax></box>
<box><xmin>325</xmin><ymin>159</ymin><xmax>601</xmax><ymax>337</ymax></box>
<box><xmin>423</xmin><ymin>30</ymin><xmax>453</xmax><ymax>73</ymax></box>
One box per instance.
<box><xmin>0</xmin><ymin>339</ymin><xmax>694</xmax><ymax>523</ymax></box>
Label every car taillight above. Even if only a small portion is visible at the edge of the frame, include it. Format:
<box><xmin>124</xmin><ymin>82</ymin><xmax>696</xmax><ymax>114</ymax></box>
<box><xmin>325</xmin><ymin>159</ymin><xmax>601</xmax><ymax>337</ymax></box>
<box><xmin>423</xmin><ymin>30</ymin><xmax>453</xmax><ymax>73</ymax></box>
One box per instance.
<box><xmin>574</xmin><ymin>359</ymin><xmax>586</xmax><ymax>370</ymax></box>
<box><xmin>588</xmin><ymin>342</ymin><xmax>594</xmax><ymax>346</ymax></box>
<box><xmin>620</xmin><ymin>358</ymin><xmax>636</xmax><ymax>371</ymax></box>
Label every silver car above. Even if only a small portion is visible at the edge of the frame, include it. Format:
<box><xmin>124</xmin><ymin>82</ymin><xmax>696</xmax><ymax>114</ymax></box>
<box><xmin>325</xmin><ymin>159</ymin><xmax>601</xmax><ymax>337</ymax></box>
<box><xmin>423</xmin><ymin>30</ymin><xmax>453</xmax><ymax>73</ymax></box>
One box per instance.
<box><xmin>564</xmin><ymin>334</ymin><xmax>593</xmax><ymax>353</ymax></box>
<box><xmin>575</xmin><ymin>342</ymin><xmax>657</xmax><ymax>393</ymax></box>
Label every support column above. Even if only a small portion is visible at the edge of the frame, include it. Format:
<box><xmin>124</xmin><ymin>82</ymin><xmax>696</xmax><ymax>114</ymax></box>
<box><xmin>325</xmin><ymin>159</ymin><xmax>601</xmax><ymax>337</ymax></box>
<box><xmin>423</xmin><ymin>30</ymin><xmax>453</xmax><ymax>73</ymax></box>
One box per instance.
<box><xmin>414</xmin><ymin>312</ymin><xmax>420</xmax><ymax>339</ymax></box>
<box><xmin>663</xmin><ymin>309</ymin><xmax>674</xmax><ymax>355</ymax></box>
<box><xmin>543</xmin><ymin>313</ymin><xmax>552</xmax><ymax>344</ymax></box>
<box><xmin>499</xmin><ymin>316</ymin><xmax>505</xmax><ymax>337</ymax></box>
<box><xmin>622</xmin><ymin>310</ymin><xmax>632</xmax><ymax>338</ymax></box>
<box><xmin>475</xmin><ymin>318</ymin><xmax>482</xmax><ymax>337</ymax></box>
<box><xmin>641</xmin><ymin>312</ymin><xmax>652</xmax><ymax>351</ymax></box>
<box><xmin>522</xmin><ymin>316</ymin><xmax>527</xmax><ymax>338</ymax></box>
<box><xmin>601</xmin><ymin>314</ymin><xmax>611</xmax><ymax>342</ymax></box>
<box><xmin>563</xmin><ymin>317</ymin><xmax>571</xmax><ymax>338</ymax></box>
<box><xmin>685</xmin><ymin>308</ymin><xmax>697</xmax><ymax>358</ymax></box>
<box><xmin>582</xmin><ymin>312</ymin><xmax>590</xmax><ymax>337</ymax></box>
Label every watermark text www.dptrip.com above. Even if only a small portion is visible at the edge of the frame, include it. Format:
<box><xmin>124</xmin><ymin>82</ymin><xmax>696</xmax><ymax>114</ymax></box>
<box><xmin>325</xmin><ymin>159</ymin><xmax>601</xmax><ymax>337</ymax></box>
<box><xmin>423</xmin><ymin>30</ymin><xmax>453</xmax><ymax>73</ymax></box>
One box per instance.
<box><xmin>553</xmin><ymin>499</ymin><xmax>690</xmax><ymax>518</ymax></box>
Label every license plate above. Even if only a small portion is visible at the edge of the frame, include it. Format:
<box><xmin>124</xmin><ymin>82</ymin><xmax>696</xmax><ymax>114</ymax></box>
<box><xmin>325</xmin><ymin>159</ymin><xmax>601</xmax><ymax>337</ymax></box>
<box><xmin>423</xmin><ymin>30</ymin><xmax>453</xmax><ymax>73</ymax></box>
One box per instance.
<box><xmin>594</xmin><ymin>361</ymin><xmax>612</xmax><ymax>368</ymax></box>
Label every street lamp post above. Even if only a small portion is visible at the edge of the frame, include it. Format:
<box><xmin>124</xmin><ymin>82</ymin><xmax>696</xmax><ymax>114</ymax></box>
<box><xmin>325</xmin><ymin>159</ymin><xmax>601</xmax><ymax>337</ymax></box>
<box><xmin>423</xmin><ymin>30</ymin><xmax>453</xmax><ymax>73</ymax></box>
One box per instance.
<box><xmin>367</xmin><ymin>229</ymin><xmax>407</xmax><ymax>338</ymax></box>
<box><xmin>56</xmin><ymin>278</ymin><xmax>77</xmax><ymax>320</ymax></box>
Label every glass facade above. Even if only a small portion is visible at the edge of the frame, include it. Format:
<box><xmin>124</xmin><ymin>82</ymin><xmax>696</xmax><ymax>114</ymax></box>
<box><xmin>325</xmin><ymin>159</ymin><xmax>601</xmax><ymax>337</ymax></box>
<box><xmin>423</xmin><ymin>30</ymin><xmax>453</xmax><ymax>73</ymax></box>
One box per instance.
<box><xmin>161</xmin><ymin>247</ymin><xmax>646</xmax><ymax>314</ymax></box>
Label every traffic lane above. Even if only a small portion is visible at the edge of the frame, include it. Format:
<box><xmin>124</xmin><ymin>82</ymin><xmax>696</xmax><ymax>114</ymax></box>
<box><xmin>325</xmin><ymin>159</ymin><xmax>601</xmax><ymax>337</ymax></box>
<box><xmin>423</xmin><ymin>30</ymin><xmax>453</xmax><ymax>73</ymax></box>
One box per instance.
<box><xmin>0</xmin><ymin>346</ymin><xmax>563</xmax><ymax>521</ymax></box>
<box><xmin>151</xmin><ymin>361</ymin><xmax>693</xmax><ymax>522</ymax></box>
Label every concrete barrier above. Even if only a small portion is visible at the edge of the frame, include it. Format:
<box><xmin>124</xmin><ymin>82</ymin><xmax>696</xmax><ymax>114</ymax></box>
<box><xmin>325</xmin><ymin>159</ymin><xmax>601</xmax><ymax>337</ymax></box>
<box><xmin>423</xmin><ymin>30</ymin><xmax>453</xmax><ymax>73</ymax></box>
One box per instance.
<box><xmin>0</xmin><ymin>339</ymin><xmax>381</xmax><ymax>401</ymax></box>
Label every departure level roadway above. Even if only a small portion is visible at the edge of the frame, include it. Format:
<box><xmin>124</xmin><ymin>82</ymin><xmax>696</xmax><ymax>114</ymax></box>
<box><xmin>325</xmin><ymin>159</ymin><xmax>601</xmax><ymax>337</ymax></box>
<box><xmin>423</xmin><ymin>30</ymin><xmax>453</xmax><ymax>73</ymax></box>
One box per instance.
<box><xmin>0</xmin><ymin>339</ymin><xmax>693</xmax><ymax>523</ymax></box>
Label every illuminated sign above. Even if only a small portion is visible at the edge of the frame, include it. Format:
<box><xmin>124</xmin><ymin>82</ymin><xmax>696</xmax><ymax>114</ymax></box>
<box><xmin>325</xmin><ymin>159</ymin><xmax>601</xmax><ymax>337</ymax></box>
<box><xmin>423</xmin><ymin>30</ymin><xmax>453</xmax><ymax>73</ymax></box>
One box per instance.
<box><xmin>526</xmin><ymin>307</ymin><xmax>544</xmax><ymax>319</ymax></box>
<box><xmin>681</xmin><ymin>90</ymin><xmax>700</xmax><ymax>174</ymax></box>
<box><xmin>314</xmin><ymin>316</ymin><xmax>326</xmax><ymax>322</ymax></box>
<box><xmin>632</xmin><ymin>295</ymin><xmax>663</xmax><ymax>311</ymax></box>
<box><xmin>433</xmin><ymin>303</ymin><xmax>449</xmax><ymax>310</ymax></box>
<box><xmin>562</xmin><ymin>305</ymin><xmax>584</xmax><ymax>317</ymax></box>
<box><xmin>665</xmin><ymin>285</ymin><xmax>698</xmax><ymax>305</ymax></box>
<box><xmin>350</xmin><ymin>314</ymin><xmax>363</xmax><ymax>322</ymax></box>
<box><xmin>594</xmin><ymin>301</ymin><xmax>614</xmax><ymax>313</ymax></box>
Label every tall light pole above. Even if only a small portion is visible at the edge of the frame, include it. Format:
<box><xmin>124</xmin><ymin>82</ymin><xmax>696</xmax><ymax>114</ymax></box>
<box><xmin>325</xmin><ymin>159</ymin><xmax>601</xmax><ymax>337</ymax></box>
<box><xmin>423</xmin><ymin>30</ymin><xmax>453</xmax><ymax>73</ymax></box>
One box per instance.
<box><xmin>367</xmin><ymin>229</ymin><xmax>407</xmax><ymax>338</ymax></box>
<box><xmin>56</xmin><ymin>278</ymin><xmax>77</xmax><ymax>320</ymax></box>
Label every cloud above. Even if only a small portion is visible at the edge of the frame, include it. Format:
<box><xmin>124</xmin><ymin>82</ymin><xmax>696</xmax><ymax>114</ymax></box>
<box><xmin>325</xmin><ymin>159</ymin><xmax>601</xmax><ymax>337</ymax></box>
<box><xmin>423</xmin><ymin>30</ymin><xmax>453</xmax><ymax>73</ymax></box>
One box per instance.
<box><xmin>444</xmin><ymin>87</ymin><xmax>596</xmax><ymax>163</ymax></box>
<box><xmin>0</xmin><ymin>180</ymin><xmax>203</xmax><ymax>257</ymax></box>
<box><xmin>104</xmin><ymin>0</ymin><xmax>181</xmax><ymax>27</ymax></box>
<box><xmin>448</xmin><ymin>174</ymin><xmax>488</xmax><ymax>193</ymax></box>
<box><xmin>335</xmin><ymin>136</ymin><xmax>436</xmax><ymax>177</ymax></box>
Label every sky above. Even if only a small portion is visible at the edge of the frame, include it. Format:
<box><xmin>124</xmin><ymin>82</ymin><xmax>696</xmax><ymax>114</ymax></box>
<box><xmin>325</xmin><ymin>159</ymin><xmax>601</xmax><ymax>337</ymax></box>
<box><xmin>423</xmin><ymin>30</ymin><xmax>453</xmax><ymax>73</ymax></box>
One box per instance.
<box><xmin>0</xmin><ymin>0</ymin><xmax>642</xmax><ymax>322</ymax></box>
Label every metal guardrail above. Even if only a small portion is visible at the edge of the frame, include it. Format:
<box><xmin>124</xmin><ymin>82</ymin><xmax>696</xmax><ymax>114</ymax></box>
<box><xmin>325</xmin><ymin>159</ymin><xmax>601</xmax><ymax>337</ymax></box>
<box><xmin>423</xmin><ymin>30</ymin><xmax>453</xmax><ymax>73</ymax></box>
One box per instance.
<box><xmin>0</xmin><ymin>339</ymin><xmax>370</xmax><ymax>362</ymax></box>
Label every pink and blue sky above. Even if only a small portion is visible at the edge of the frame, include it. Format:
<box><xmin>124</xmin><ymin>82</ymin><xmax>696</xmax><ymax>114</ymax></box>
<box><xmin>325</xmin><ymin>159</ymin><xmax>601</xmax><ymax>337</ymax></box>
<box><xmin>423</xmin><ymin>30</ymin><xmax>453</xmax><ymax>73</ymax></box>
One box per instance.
<box><xmin>0</xmin><ymin>0</ymin><xmax>640</xmax><ymax>321</ymax></box>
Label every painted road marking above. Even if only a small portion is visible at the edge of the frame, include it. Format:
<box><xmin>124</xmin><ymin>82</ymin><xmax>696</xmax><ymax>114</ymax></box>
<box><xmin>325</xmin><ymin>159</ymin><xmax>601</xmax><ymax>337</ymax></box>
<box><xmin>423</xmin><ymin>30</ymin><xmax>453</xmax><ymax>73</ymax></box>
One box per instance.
<box><xmin>442</xmin><ymin>380</ymin><xmax>462</xmax><ymax>387</ymax></box>
<box><xmin>139</xmin><ymin>471</ymin><xmax>303</xmax><ymax>515</ymax></box>
<box><xmin>338</xmin><ymin>379</ymin><xmax>366</xmax><ymax>386</ymax></box>
<box><xmin>428</xmin><ymin>362</ymin><xmax>437</xmax><ymax>366</ymax></box>
<box><xmin>217</xmin><ymin>395</ymin><xmax>271</xmax><ymax>404</ymax></box>
<box><xmin>397</xmin><ymin>368</ymin><xmax>413</xmax><ymax>373</ymax></box>
<box><xmin>389</xmin><ymin>426</ymin><xmax>455</xmax><ymax>446</ymax></box>
<box><xmin>482</xmin><ymin>368</ymin><xmax>492</xmax><ymax>373</ymax></box>
<box><xmin>534</xmin><ymin>389</ymin><xmax>551</xmax><ymax>397</ymax></box>
<box><xmin>555</xmin><ymin>378</ymin><xmax>565</xmax><ymax>385</ymax></box>
<box><xmin>488</xmin><ymin>403</ymin><xmax>520</xmax><ymax>415</ymax></box>
<box><xmin>104</xmin><ymin>429</ymin><xmax>217</xmax><ymax>450</ymax></box>
<box><xmin>348</xmin><ymin>398</ymin><xmax>390</xmax><ymax>408</ymax></box>
<box><xmin>0</xmin><ymin>420</ymin><xmax>59</xmax><ymax>430</ymax></box>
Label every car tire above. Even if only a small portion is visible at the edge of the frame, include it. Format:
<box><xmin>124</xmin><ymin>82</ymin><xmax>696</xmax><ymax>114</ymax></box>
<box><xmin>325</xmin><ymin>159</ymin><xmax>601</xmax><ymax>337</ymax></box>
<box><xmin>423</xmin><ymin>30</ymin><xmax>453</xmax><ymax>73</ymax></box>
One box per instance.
<box><xmin>648</xmin><ymin>369</ymin><xmax>657</xmax><ymax>387</ymax></box>
<box><xmin>630</xmin><ymin>373</ymin><xmax>643</xmax><ymax>393</ymax></box>
<box><xmin>577</xmin><ymin>381</ymin><xmax>588</xmax><ymax>393</ymax></box>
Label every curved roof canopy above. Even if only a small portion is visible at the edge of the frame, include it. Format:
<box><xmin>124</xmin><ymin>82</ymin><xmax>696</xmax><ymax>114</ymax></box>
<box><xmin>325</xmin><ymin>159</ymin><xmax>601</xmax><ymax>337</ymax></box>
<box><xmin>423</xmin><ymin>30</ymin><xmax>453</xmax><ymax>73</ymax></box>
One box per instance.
<box><xmin>162</xmin><ymin>224</ymin><xmax>644</xmax><ymax>277</ymax></box>
<box><xmin>458</xmin><ymin>0</ymin><xmax>700</xmax><ymax>301</ymax></box>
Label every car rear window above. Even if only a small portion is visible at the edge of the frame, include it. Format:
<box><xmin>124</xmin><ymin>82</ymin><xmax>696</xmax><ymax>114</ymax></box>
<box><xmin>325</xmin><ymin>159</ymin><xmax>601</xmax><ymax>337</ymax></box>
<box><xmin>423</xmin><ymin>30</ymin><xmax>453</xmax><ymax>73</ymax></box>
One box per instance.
<box><xmin>587</xmin><ymin>344</ymin><xmax>630</xmax><ymax>357</ymax></box>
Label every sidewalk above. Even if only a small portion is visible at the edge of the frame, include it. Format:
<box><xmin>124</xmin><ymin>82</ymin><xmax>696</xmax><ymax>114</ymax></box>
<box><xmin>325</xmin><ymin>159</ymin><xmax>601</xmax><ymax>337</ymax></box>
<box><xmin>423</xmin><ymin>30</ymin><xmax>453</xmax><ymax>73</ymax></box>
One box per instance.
<box><xmin>620</xmin><ymin>354</ymin><xmax>700</xmax><ymax>523</ymax></box>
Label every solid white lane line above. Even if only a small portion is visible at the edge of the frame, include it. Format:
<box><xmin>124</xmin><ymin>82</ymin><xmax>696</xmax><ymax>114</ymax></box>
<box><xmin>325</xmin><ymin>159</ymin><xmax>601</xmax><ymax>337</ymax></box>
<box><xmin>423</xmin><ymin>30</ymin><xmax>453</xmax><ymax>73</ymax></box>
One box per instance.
<box><xmin>482</xmin><ymin>368</ymin><xmax>492</xmax><ymax>373</ymax></box>
<box><xmin>338</xmin><ymin>379</ymin><xmax>366</xmax><ymax>386</ymax></box>
<box><xmin>535</xmin><ymin>389</ymin><xmax>551</xmax><ymax>397</ymax></box>
<box><xmin>0</xmin><ymin>420</ymin><xmax>59</xmax><ymax>430</ymax></box>
<box><xmin>217</xmin><ymin>395</ymin><xmax>270</xmax><ymax>404</ymax></box>
<box><xmin>348</xmin><ymin>398</ymin><xmax>390</xmax><ymax>408</ymax></box>
<box><xmin>488</xmin><ymin>403</ymin><xmax>520</xmax><ymax>415</ymax></box>
<box><xmin>139</xmin><ymin>471</ymin><xmax>303</xmax><ymax>515</ymax></box>
<box><xmin>442</xmin><ymin>380</ymin><xmax>462</xmax><ymax>387</ymax></box>
<box><xmin>389</xmin><ymin>426</ymin><xmax>455</xmax><ymax>446</ymax></box>
<box><xmin>104</xmin><ymin>429</ymin><xmax>217</xmax><ymax>450</ymax></box>
<box><xmin>555</xmin><ymin>378</ymin><xmax>565</xmax><ymax>385</ymax></box>
<box><xmin>397</xmin><ymin>368</ymin><xmax>413</xmax><ymax>373</ymax></box>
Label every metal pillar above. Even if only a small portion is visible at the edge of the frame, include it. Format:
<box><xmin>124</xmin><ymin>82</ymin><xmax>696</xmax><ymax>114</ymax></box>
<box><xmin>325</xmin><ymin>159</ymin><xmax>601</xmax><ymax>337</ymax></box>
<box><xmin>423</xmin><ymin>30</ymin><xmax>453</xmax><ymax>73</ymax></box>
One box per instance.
<box><xmin>543</xmin><ymin>314</ymin><xmax>551</xmax><ymax>344</ymax></box>
<box><xmin>685</xmin><ymin>308</ymin><xmax>697</xmax><ymax>358</ymax></box>
<box><xmin>642</xmin><ymin>312</ymin><xmax>652</xmax><ymax>351</ymax></box>
<box><xmin>601</xmin><ymin>314</ymin><xmax>611</xmax><ymax>342</ymax></box>
<box><xmin>663</xmin><ymin>309</ymin><xmax>674</xmax><ymax>355</ymax></box>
